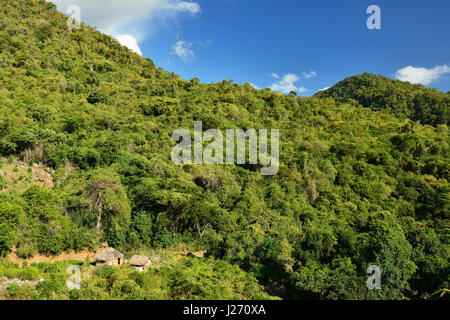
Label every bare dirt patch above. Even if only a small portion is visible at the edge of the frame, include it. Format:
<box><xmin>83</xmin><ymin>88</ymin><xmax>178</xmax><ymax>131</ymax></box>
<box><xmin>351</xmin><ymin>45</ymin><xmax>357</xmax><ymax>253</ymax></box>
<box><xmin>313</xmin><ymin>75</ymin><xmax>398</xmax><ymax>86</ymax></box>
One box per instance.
<box><xmin>4</xmin><ymin>246</ymin><xmax>111</xmax><ymax>266</ymax></box>
<box><xmin>5</xmin><ymin>249</ymin><xmax>96</xmax><ymax>266</ymax></box>
<box><xmin>0</xmin><ymin>157</ymin><xmax>54</xmax><ymax>192</ymax></box>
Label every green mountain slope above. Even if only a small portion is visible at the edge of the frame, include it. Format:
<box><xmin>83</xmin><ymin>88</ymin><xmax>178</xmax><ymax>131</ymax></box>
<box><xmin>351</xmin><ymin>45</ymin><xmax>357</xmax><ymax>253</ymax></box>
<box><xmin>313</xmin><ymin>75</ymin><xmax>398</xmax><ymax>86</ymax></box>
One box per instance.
<box><xmin>315</xmin><ymin>73</ymin><xmax>450</xmax><ymax>126</ymax></box>
<box><xmin>0</xmin><ymin>1</ymin><xmax>448</xmax><ymax>300</ymax></box>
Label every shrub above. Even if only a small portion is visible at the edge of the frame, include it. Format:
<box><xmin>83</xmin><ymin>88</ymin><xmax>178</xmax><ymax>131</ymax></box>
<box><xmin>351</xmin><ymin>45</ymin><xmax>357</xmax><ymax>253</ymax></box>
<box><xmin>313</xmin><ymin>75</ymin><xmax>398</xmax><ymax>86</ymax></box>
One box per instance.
<box><xmin>35</xmin><ymin>24</ymin><xmax>52</xmax><ymax>42</ymax></box>
<box><xmin>87</xmin><ymin>89</ymin><xmax>108</xmax><ymax>104</ymax></box>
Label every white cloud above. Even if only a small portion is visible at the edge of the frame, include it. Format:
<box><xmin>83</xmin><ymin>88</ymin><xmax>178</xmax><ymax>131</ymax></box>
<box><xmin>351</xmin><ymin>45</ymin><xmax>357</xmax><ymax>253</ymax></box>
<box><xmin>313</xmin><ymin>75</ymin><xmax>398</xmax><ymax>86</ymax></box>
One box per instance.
<box><xmin>49</xmin><ymin>0</ymin><xmax>201</xmax><ymax>55</ymax></box>
<box><xmin>50</xmin><ymin>0</ymin><xmax>201</xmax><ymax>33</ymax></box>
<box><xmin>170</xmin><ymin>37</ymin><xmax>211</xmax><ymax>63</ymax></box>
<box><xmin>171</xmin><ymin>40</ymin><xmax>195</xmax><ymax>63</ymax></box>
<box><xmin>270</xmin><ymin>73</ymin><xmax>307</xmax><ymax>94</ymax></box>
<box><xmin>114</xmin><ymin>34</ymin><xmax>142</xmax><ymax>56</ymax></box>
<box><xmin>162</xmin><ymin>1</ymin><xmax>201</xmax><ymax>14</ymax></box>
<box><xmin>318</xmin><ymin>87</ymin><xmax>330</xmax><ymax>92</ymax></box>
<box><xmin>270</xmin><ymin>73</ymin><xmax>279</xmax><ymax>79</ymax></box>
<box><xmin>248</xmin><ymin>83</ymin><xmax>259</xmax><ymax>89</ymax></box>
<box><xmin>197</xmin><ymin>39</ymin><xmax>213</xmax><ymax>47</ymax></box>
<box><xmin>303</xmin><ymin>71</ymin><xmax>317</xmax><ymax>79</ymax></box>
<box><xmin>394</xmin><ymin>64</ymin><xmax>450</xmax><ymax>85</ymax></box>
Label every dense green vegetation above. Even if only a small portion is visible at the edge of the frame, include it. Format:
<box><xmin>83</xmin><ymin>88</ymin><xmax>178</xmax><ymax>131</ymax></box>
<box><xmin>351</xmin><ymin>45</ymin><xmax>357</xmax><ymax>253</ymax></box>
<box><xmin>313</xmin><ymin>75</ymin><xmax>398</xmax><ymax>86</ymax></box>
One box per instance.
<box><xmin>0</xmin><ymin>256</ymin><xmax>274</xmax><ymax>300</ymax></box>
<box><xmin>315</xmin><ymin>73</ymin><xmax>450</xmax><ymax>126</ymax></box>
<box><xmin>0</xmin><ymin>0</ymin><xmax>448</xmax><ymax>300</ymax></box>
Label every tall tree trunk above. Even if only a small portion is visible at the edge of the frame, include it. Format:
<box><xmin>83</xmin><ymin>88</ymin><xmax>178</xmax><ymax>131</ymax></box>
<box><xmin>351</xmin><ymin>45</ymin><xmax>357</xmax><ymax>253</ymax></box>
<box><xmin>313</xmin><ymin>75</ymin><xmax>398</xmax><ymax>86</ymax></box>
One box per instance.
<box><xmin>95</xmin><ymin>195</ymin><xmax>103</xmax><ymax>233</ymax></box>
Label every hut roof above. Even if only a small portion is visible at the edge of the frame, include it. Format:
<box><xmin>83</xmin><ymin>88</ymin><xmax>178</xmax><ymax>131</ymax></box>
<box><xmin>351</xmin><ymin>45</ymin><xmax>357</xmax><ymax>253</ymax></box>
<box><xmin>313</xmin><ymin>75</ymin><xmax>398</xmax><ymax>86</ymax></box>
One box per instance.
<box><xmin>129</xmin><ymin>255</ymin><xmax>151</xmax><ymax>267</ymax></box>
<box><xmin>95</xmin><ymin>248</ymin><xmax>124</xmax><ymax>262</ymax></box>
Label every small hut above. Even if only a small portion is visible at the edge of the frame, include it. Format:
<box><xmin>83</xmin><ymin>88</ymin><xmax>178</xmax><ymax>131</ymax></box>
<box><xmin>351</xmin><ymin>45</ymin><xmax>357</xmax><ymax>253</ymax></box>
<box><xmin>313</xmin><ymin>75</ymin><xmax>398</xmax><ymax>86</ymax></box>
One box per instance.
<box><xmin>129</xmin><ymin>255</ymin><xmax>152</xmax><ymax>272</ymax></box>
<box><xmin>95</xmin><ymin>248</ymin><xmax>124</xmax><ymax>267</ymax></box>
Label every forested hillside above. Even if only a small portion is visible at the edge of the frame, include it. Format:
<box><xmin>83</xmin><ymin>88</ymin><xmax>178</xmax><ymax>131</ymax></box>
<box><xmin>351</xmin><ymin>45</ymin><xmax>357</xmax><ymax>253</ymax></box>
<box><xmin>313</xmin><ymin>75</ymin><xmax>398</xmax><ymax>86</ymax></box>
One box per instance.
<box><xmin>0</xmin><ymin>0</ymin><xmax>448</xmax><ymax>300</ymax></box>
<box><xmin>316</xmin><ymin>73</ymin><xmax>450</xmax><ymax>126</ymax></box>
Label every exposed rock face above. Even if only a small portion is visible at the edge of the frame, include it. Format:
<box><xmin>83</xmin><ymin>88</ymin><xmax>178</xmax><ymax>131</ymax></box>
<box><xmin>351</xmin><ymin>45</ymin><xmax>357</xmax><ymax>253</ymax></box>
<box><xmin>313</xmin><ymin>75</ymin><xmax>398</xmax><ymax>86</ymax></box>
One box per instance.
<box><xmin>0</xmin><ymin>279</ymin><xmax>44</xmax><ymax>291</ymax></box>
<box><xmin>0</xmin><ymin>157</ymin><xmax>54</xmax><ymax>191</ymax></box>
<box><xmin>187</xmin><ymin>251</ymin><xmax>206</xmax><ymax>258</ymax></box>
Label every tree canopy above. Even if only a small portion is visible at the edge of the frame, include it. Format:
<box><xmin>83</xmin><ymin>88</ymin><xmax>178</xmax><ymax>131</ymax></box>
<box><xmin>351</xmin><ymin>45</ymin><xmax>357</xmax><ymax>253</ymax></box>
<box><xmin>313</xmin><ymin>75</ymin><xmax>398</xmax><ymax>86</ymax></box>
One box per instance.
<box><xmin>0</xmin><ymin>0</ymin><xmax>448</xmax><ymax>300</ymax></box>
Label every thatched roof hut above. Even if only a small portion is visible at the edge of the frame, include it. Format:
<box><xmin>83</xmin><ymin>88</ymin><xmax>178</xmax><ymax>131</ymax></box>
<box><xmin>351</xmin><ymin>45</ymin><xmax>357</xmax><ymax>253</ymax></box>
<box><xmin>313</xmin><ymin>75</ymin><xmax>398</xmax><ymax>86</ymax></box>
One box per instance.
<box><xmin>129</xmin><ymin>255</ymin><xmax>152</xmax><ymax>270</ymax></box>
<box><xmin>95</xmin><ymin>248</ymin><xmax>124</xmax><ymax>266</ymax></box>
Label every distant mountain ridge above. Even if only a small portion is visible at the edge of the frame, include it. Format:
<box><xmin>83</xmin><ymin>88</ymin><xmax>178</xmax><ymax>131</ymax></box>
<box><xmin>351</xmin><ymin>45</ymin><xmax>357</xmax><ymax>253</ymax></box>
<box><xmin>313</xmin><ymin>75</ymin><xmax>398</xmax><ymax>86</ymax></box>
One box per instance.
<box><xmin>316</xmin><ymin>73</ymin><xmax>449</xmax><ymax>126</ymax></box>
<box><xmin>0</xmin><ymin>0</ymin><xmax>448</xmax><ymax>301</ymax></box>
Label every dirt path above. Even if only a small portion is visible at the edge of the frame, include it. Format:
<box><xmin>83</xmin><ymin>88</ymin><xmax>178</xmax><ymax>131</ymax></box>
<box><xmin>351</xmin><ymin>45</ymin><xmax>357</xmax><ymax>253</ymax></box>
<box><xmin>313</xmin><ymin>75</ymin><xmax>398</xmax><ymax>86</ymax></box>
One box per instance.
<box><xmin>4</xmin><ymin>247</ymin><xmax>206</xmax><ymax>266</ymax></box>
<box><xmin>4</xmin><ymin>247</ymin><xmax>108</xmax><ymax>266</ymax></box>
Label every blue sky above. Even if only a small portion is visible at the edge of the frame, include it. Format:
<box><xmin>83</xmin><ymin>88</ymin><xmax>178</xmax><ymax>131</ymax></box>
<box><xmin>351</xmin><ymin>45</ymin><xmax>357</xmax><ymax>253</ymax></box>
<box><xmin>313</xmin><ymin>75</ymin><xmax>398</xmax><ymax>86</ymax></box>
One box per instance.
<box><xmin>51</xmin><ymin>0</ymin><xmax>450</xmax><ymax>95</ymax></box>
